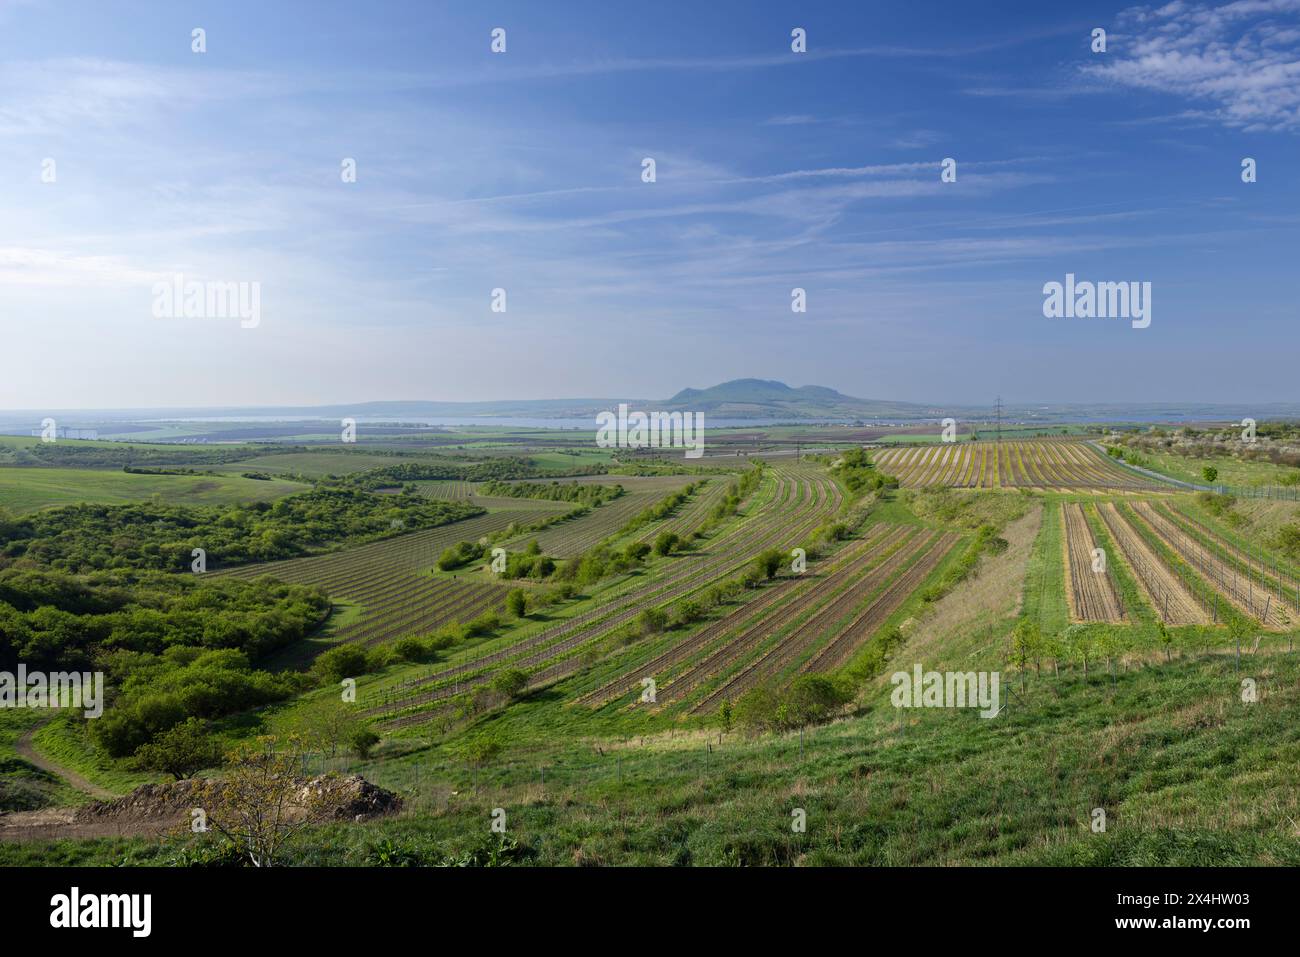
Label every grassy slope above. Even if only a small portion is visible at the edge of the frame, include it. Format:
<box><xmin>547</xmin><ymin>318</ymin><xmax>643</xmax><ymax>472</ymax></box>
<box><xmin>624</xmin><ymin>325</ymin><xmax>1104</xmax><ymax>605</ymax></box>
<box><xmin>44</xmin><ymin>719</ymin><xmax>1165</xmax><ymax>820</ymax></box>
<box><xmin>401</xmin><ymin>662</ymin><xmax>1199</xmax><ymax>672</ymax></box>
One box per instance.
<box><xmin>0</xmin><ymin>711</ymin><xmax>83</xmax><ymax>811</ymax></box>
<box><xmin>1128</xmin><ymin>446</ymin><xmax>1300</xmax><ymax>488</ymax></box>
<box><xmin>10</xmin><ymin>466</ymin><xmax>1300</xmax><ymax>866</ymax></box>
<box><xmin>17</xmin><ymin>629</ymin><xmax>1300</xmax><ymax>866</ymax></box>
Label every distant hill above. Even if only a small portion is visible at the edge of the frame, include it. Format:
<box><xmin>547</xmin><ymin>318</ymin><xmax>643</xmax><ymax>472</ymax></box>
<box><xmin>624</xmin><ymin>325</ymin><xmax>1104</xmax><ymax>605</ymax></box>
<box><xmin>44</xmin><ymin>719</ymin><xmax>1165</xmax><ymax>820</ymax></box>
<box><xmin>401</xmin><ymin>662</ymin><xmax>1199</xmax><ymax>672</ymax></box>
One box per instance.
<box><xmin>9</xmin><ymin>382</ymin><xmax>1300</xmax><ymax>425</ymax></box>
<box><xmin>657</xmin><ymin>379</ymin><xmax>928</xmax><ymax>419</ymax></box>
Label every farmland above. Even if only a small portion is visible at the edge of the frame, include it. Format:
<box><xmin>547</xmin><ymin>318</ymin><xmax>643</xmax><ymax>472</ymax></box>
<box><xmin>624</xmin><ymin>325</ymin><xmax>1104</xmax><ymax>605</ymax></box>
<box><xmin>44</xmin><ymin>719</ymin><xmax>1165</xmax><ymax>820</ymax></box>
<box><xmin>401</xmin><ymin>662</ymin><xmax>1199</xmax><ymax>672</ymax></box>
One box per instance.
<box><xmin>872</xmin><ymin>439</ymin><xmax>1168</xmax><ymax>491</ymax></box>
<box><xmin>6</xmin><ymin>417</ymin><xmax>1300</xmax><ymax>872</ymax></box>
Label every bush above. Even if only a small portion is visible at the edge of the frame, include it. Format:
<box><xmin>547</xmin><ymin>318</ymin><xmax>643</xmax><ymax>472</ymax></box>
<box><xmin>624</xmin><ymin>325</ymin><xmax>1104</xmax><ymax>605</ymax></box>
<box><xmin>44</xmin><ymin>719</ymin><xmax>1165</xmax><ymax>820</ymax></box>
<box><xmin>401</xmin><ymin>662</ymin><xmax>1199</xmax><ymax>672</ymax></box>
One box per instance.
<box><xmin>349</xmin><ymin>727</ymin><xmax>381</xmax><ymax>759</ymax></box>
<box><xmin>506</xmin><ymin>589</ymin><xmax>528</xmax><ymax>618</ymax></box>
<box><xmin>392</xmin><ymin>635</ymin><xmax>429</xmax><ymax>662</ymax></box>
<box><xmin>490</xmin><ymin>668</ymin><xmax>530</xmax><ymax>699</ymax></box>
<box><xmin>637</xmin><ymin>607</ymin><xmax>668</xmax><ymax>636</ymax></box>
<box><xmin>131</xmin><ymin>716</ymin><xmax>223</xmax><ymax>780</ymax></box>
<box><xmin>653</xmin><ymin>531</ymin><xmax>681</xmax><ymax>556</ymax></box>
<box><xmin>673</xmin><ymin>599</ymin><xmax>704</xmax><ymax>627</ymax></box>
<box><xmin>314</xmin><ymin>644</ymin><xmax>372</xmax><ymax>683</ymax></box>
<box><xmin>754</xmin><ymin>548</ymin><xmax>785</xmax><ymax>580</ymax></box>
<box><xmin>438</xmin><ymin>541</ymin><xmax>484</xmax><ymax>571</ymax></box>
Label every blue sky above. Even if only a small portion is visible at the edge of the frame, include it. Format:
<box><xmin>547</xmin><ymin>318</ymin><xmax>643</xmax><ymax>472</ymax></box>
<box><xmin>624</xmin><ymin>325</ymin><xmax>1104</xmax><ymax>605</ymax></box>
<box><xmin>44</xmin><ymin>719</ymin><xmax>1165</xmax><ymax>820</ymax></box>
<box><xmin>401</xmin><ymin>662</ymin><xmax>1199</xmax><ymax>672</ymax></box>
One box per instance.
<box><xmin>1</xmin><ymin>0</ymin><xmax>1297</xmax><ymax>409</ymax></box>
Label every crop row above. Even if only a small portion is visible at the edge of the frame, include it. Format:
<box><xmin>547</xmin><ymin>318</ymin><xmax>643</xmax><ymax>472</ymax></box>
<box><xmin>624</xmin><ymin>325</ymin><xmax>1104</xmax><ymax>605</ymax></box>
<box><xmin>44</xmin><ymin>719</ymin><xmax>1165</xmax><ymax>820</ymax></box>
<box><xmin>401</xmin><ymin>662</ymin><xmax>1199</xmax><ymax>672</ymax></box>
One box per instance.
<box><xmin>873</xmin><ymin>440</ymin><xmax>1165</xmax><ymax>491</ymax></box>
<box><xmin>1061</xmin><ymin>502</ymin><xmax>1125</xmax><ymax>622</ymax></box>
<box><xmin>688</xmin><ymin>527</ymin><xmax>945</xmax><ymax>714</ymax></box>
<box><xmin>371</xmin><ymin>464</ymin><xmax>842</xmax><ymax>724</ymax></box>
<box><xmin>576</xmin><ymin>522</ymin><xmax>903</xmax><ymax>709</ymax></box>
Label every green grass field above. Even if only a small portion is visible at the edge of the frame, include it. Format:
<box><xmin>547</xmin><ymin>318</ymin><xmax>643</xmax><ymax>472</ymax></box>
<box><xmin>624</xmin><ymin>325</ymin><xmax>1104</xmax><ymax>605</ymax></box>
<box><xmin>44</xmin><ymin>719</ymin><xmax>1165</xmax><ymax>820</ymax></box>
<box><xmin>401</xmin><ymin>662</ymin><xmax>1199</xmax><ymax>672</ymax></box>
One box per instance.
<box><xmin>1122</xmin><ymin>446</ymin><xmax>1300</xmax><ymax>489</ymax></box>
<box><xmin>0</xmin><ymin>466</ymin><xmax>308</xmax><ymax>513</ymax></box>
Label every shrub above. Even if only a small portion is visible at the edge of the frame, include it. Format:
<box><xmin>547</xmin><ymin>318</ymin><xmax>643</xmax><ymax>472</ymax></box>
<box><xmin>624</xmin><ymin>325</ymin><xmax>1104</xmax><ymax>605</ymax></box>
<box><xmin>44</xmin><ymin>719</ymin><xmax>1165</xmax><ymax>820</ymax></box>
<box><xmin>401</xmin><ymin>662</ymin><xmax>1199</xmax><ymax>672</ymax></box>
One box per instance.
<box><xmin>131</xmin><ymin>716</ymin><xmax>223</xmax><ymax>780</ymax></box>
<box><xmin>313</xmin><ymin>644</ymin><xmax>371</xmax><ymax>683</ymax></box>
<box><xmin>490</xmin><ymin>668</ymin><xmax>530</xmax><ymax>699</ymax></box>
<box><xmin>637</xmin><ymin>607</ymin><xmax>668</xmax><ymax>636</ymax></box>
<box><xmin>349</xmin><ymin>727</ymin><xmax>381</xmax><ymax>759</ymax></box>
<box><xmin>653</xmin><ymin>531</ymin><xmax>681</xmax><ymax>556</ymax></box>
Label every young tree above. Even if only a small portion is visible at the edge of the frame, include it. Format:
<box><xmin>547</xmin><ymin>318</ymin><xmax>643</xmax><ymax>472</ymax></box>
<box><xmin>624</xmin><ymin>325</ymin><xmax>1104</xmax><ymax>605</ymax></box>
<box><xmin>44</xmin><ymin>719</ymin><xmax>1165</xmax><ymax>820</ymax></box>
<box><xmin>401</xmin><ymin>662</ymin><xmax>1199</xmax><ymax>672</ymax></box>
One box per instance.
<box><xmin>637</xmin><ymin>606</ymin><xmax>668</xmax><ymax>636</ymax></box>
<box><xmin>754</xmin><ymin>548</ymin><xmax>784</xmax><ymax>580</ymax></box>
<box><xmin>653</xmin><ymin>531</ymin><xmax>680</xmax><ymax>556</ymax></box>
<box><xmin>505</xmin><ymin>588</ymin><xmax>528</xmax><ymax>618</ymax></box>
<box><xmin>195</xmin><ymin>735</ymin><xmax>349</xmax><ymax>867</ymax></box>
<box><xmin>349</xmin><ymin>727</ymin><xmax>381</xmax><ymax>760</ymax></box>
<box><xmin>132</xmin><ymin>717</ymin><xmax>223</xmax><ymax>780</ymax></box>
<box><xmin>1010</xmin><ymin>618</ymin><xmax>1042</xmax><ymax>691</ymax></box>
<box><xmin>490</xmin><ymin>668</ymin><xmax>530</xmax><ymax>699</ymax></box>
<box><xmin>1202</xmin><ymin>465</ymin><xmax>1219</xmax><ymax>484</ymax></box>
<box><xmin>300</xmin><ymin>701</ymin><xmax>360</xmax><ymax>759</ymax></box>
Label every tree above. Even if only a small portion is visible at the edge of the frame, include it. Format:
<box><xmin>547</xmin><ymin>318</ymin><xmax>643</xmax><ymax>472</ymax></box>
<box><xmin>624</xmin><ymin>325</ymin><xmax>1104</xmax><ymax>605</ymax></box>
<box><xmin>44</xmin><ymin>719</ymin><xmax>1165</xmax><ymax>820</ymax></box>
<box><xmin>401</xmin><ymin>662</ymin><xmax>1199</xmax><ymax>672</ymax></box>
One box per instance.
<box><xmin>313</xmin><ymin>644</ymin><xmax>370</xmax><ymax>682</ymax></box>
<box><xmin>1011</xmin><ymin>618</ymin><xmax>1042</xmax><ymax>690</ymax></box>
<box><xmin>299</xmin><ymin>701</ymin><xmax>360</xmax><ymax>759</ymax></box>
<box><xmin>754</xmin><ymin>548</ymin><xmax>784</xmax><ymax>580</ymax></box>
<box><xmin>505</xmin><ymin>589</ymin><xmax>528</xmax><ymax>618</ymax></box>
<box><xmin>132</xmin><ymin>716</ymin><xmax>223</xmax><ymax>780</ymax></box>
<box><xmin>718</xmin><ymin>699</ymin><xmax>733</xmax><ymax>733</ymax></box>
<box><xmin>1202</xmin><ymin>466</ymin><xmax>1218</xmax><ymax>484</ymax></box>
<box><xmin>462</xmin><ymin>736</ymin><xmax>502</xmax><ymax>770</ymax></box>
<box><xmin>195</xmin><ymin>735</ymin><xmax>349</xmax><ymax>867</ymax></box>
<box><xmin>490</xmin><ymin>668</ymin><xmax>530</xmax><ymax>699</ymax></box>
<box><xmin>653</xmin><ymin>531</ymin><xmax>680</xmax><ymax>556</ymax></box>
<box><xmin>637</xmin><ymin>606</ymin><xmax>668</xmax><ymax>636</ymax></box>
<box><xmin>349</xmin><ymin>727</ymin><xmax>381</xmax><ymax>759</ymax></box>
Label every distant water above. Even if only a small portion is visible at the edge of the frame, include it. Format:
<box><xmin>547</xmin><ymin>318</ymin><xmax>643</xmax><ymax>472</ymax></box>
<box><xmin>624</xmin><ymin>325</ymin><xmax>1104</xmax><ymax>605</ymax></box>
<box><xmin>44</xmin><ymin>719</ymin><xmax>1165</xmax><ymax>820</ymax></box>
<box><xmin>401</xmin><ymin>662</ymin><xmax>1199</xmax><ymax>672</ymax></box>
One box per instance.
<box><xmin>161</xmin><ymin>415</ymin><xmax>818</xmax><ymax>430</ymax></box>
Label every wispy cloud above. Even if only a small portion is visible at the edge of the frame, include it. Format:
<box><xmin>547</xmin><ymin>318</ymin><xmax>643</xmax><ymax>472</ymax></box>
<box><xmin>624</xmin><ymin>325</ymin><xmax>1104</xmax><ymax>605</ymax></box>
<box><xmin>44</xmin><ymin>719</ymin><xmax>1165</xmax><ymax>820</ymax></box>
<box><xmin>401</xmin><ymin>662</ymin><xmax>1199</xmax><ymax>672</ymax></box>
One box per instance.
<box><xmin>1080</xmin><ymin>0</ymin><xmax>1300</xmax><ymax>131</ymax></box>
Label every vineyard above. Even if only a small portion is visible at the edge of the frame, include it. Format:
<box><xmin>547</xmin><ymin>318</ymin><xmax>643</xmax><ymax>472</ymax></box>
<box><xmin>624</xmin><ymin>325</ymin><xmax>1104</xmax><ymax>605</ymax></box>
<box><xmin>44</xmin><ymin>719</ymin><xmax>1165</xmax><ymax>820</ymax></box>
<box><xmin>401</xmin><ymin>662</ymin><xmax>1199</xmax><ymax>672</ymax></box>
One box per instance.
<box><xmin>1061</xmin><ymin>502</ymin><xmax>1125</xmax><ymax>622</ymax></box>
<box><xmin>364</xmin><ymin>461</ymin><xmax>850</xmax><ymax>727</ymax></box>
<box><xmin>501</xmin><ymin>474</ymin><xmax>700</xmax><ymax>557</ymax></box>
<box><xmin>872</xmin><ymin>439</ymin><xmax>1166</xmax><ymax>491</ymax></box>
<box><xmin>217</xmin><ymin>510</ymin><xmax>538</xmax><ymax>647</ymax></box>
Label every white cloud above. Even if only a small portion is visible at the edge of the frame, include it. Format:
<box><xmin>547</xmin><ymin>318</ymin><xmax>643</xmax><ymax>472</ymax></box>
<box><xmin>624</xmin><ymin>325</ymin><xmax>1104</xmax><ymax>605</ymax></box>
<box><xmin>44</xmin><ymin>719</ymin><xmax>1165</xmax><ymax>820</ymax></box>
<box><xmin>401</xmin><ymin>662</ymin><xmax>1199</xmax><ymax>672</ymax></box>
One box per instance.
<box><xmin>1081</xmin><ymin>0</ymin><xmax>1300</xmax><ymax>131</ymax></box>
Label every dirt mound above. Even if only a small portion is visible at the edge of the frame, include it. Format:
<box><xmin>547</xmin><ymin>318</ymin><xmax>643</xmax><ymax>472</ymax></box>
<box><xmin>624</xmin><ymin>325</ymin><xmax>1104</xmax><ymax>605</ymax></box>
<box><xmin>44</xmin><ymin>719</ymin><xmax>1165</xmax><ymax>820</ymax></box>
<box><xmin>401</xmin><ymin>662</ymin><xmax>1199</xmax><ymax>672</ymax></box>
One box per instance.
<box><xmin>70</xmin><ymin>774</ymin><xmax>401</xmax><ymax>827</ymax></box>
<box><xmin>311</xmin><ymin>774</ymin><xmax>404</xmax><ymax>821</ymax></box>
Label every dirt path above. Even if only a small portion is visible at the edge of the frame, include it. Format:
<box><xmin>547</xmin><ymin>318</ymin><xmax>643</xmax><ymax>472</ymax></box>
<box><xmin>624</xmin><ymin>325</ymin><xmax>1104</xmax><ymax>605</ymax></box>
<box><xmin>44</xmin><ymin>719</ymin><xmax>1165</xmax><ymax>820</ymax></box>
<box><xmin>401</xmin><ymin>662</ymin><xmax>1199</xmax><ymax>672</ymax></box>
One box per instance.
<box><xmin>14</xmin><ymin>718</ymin><xmax>116</xmax><ymax>801</ymax></box>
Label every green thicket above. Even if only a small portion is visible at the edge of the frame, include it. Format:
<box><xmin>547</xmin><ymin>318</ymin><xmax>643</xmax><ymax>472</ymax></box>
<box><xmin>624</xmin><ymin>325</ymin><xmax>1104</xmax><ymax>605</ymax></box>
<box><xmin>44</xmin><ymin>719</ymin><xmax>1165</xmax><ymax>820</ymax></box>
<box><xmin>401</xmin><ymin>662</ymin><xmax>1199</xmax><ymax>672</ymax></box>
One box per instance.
<box><xmin>833</xmin><ymin>447</ymin><xmax>899</xmax><ymax>494</ymax></box>
<box><xmin>0</xmin><ymin>567</ymin><xmax>329</xmax><ymax>671</ymax></box>
<box><xmin>91</xmin><ymin>648</ymin><xmax>308</xmax><ymax>758</ymax></box>
<box><xmin>0</xmin><ymin>489</ymin><xmax>480</xmax><ymax>572</ymax></box>
<box><xmin>477</xmin><ymin>480</ymin><xmax>624</xmax><ymax>506</ymax></box>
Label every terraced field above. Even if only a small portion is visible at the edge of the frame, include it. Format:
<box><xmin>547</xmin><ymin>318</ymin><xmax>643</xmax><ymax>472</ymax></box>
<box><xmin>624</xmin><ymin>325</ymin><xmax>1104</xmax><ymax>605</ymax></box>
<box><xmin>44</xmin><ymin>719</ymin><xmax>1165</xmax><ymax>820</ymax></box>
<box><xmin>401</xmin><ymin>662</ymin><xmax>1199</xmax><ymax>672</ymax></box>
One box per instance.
<box><xmin>872</xmin><ymin>440</ymin><xmax>1166</xmax><ymax>491</ymax></box>
<box><xmin>687</xmin><ymin>529</ymin><xmax>959</xmax><ymax>714</ymax></box>
<box><xmin>1061</xmin><ymin>502</ymin><xmax>1125</xmax><ymax>622</ymax></box>
<box><xmin>216</xmin><ymin>510</ymin><xmax>544</xmax><ymax>646</ymax></box>
<box><xmin>368</xmin><ymin>462</ymin><xmax>843</xmax><ymax>727</ymax></box>
<box><xmin>577</xmin><ymin>523</ymin><xmax>906</xmax><ymax>710</ymax></box>
<box><xmin>418</xmin><ymin>480</ymin><xmax>476</xmax><ymax>500</ymax></box>
<box><xmin>500</xmin><ymin>475</ymin><xmax>700</xmax><ymax>557</ymax></box>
